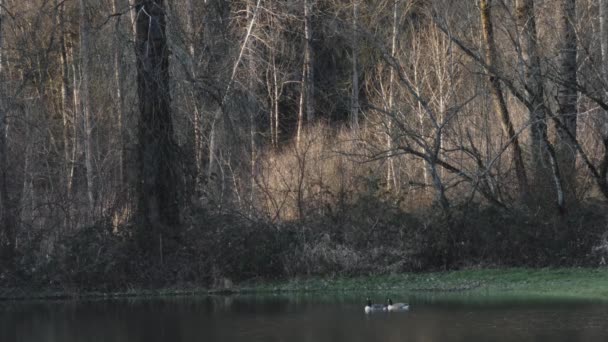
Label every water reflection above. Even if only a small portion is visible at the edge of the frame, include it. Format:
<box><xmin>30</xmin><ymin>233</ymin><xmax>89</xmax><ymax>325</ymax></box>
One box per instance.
<box><xmin>2</xmin><ymin>293</ymin><xmax>608</xmax><ymax>342</ymax></box>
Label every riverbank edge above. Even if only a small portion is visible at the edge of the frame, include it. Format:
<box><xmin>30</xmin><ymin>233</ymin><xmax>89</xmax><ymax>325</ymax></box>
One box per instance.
<box><xmin>2</xmin><ymin>268</ymin><xmax>608</xmax><ymax>301</ymax></box>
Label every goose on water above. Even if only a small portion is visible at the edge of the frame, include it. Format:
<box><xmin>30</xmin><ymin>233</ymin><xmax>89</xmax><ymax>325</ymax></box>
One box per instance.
<box><xmin>364</xmin><ymin>298</ymin><xmax>386</xmax><ymax>313</ymax></box>
<box><xmin>386</xmin><ymin>298</ymin><xmax>409</xmax><ymax>312</ymax></box>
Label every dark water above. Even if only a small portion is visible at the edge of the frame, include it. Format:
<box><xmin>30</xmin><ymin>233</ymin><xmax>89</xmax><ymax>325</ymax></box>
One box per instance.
<box><xmin>2</xmin><ymin>294</ymin><xmax>608</xmax><ymax>342</ymax></box>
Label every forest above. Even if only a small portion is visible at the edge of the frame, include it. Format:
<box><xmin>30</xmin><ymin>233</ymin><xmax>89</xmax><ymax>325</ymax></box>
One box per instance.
<box><xmin>1</xmin><ymin>0</ymin><xmax>608</xmax><ymax>291</ymax></box>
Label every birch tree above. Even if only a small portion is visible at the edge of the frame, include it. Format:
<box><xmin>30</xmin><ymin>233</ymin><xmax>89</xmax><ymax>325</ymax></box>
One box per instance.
<box><xmin>386</xmin><ymin>0</ymin><xmax>399</xmax><ymax>190</ymax></box>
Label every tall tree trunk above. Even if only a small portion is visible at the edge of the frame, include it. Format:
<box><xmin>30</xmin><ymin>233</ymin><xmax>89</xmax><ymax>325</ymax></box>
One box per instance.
<box><xmin>304</xmin><ymin>0</ymin><xmax>315</xmax><ymax>122</ymax></box>
<box><xmin>599</xmin><ymin>0</ymin><xmax>608</xmax><ymax>185</ymax></box>
<box><xmin>351</xmin><ymin>0</ymin><xmax>359</xmax><ymax>130</ymax></box>
<box><xmin>79</xmin><ymin>0</ymin><xmax>95</xmax><ymax>215</ymax></box>
<box><xmin>208</xmin><ymin>0</ymin><xmax>259</xmax><ymax>184</ymax></box>
<box><xmin>268</xmin><ymin>53</ymin><xmax>280</xmax><ymax>148</ymax></box>
<box><xmin>0</xmin><ymin>0</ymin><xmax>16</xmax><ymax>269</ymax></box>
<box><xmin>296</xmin><ymin>61</ymin><xmax>305</xmax><ymax>148</ymax></box>
<box><xmin>129</xmin><ymin>0</ymin><xmax>137</xmax><ymax>36</ymax></box>
<box><xmin>602</xmin><ymin>0</ymin><xmax>608</xmax><ymax>97</ymax></box>
<box><xmin>112</xmin><ymin>0</ymin><xmax>126</xmax><ymax>188</ymax></box>
<box><xmin>134</xmin><ymin>0</ymin><xmax>180</xmax><ymax>232</ymax></box>
<box><xmin>58</xmin><ymin>0</ymin><xmax>74</xmax><ymax>199</ymax></box>
<box><xmin>556</xmin><ymin>0</ymin><xmax>578</xmax><ymax>195</ymax></box>
<box><xmin>247</xmin><ymin>0</ymin><xmax>257</xmax><ymax>212</ymax></box>
<box><xmin>479</xmin><ymin>0</ymin><xmax>530</xmax><ymax>201</ymax></box>
<box><xmin>386</xmin><ymin>0</ymin><xmax>398</xmax><ymax>190</ymax></box>
<box><xmin>186</xmin><ymin>0</ymin><xmax>204</xmax><ymax>193</ymax></box>
<box><xmin>297</xmin><ymin>0</ymin><xmax>315</xmax><ymax>147</ymax></box>
<box><xmin>515</xmin><ymin>0</ymin><xmax>565</xmax><ymax>211</ymax></box>
<box><xmin>516</xmin><ymin>0</ymin><xmax>545</xmax><ymax>167</ymax></box>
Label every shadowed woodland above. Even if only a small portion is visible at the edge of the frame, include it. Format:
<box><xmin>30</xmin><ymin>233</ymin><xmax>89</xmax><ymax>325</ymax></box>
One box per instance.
<box><xmin>1</xmin><ymin>0</ymin><xmax>608</xmax><ymax>290</ymax></box>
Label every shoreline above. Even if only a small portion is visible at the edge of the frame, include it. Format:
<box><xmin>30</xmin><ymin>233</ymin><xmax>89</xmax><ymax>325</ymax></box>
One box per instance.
<box><xmin>2</xmin><ymin>267</ymin><xmax>608</xmax><ymax>302</ymax></box>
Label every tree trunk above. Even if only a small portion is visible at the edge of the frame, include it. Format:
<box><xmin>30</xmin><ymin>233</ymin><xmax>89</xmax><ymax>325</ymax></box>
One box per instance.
<box><xmin>112</xmin><ymin>0</ymin><xmax>126</xmax><ymax>188</ymax></box>
<box><xmin>304</xmin><ymin>0</ymin><xmax>315</xmax><ymax>122</ymax></box>
<box><xmin>479</xmin><ymin>0</ymin><xmax>530</xmax><ymax>201</ymax></box>
<box><xmin>0</xmin><ymin>0</ymin><xmax>16</xmax><ymax>269</ymax></box>
<box><xmin>208</xmin><ymin>0</ymin><xmax>259</xmax><ymax>184</ymax></box>
<box><xmin>515</xmin><ymin>0</ymin><xmax>545</xmax><ymax>171</ymax></box>
<box><xmin>134</xmin><ymin>0</ymin><xmax>180</xmax><ymax>231</ymax></box>
<box><xmin>556</xmin><ymin>0</ymin><xmax>578</xmax><ymax>194</ymax></box>
<box><xmin>515</xmin><ymin>0</ymin><xmax>565</xmax><ymax>211</ymax></box>
<box><xmin>79</xmin><ymin>0</ymin><xmax>95</xmax><ymax>215</ymax></box>
<box><xmin>58</xmin><ymin>0</ymin><xmax>74</xmax><ymax>199</ymax></box>
<box><xmin>351</xmin><ymin>0</ymin><xmax>359</xmax><ymax>130</ymax></box>
<box><xmin>296</xmin><ymin>61</ymin><xmax>305</xmax><ymax>148</ymax></box>
<box><xmin>186</xmin><ymin>0</ymin><xmax>204</xmax><ymax>194</ymax></box>
<box><xmin>602</xmin><ymin>0</ymin><xmax>608</xmax><ymax>97</ymax></box>
<box><xmin>247</xmin><ymin>0</ymin><xmax>257</xmax><ymax>212</ymax></box>
<box><xmin>599</xmin><ymin>0</ymin><xmax>608</xmax><ymax>185</ymax></box>
<box><xmin>386</xmin><ymin>0</ymin><xmax>398</xmax><ymax>190</ymax></box>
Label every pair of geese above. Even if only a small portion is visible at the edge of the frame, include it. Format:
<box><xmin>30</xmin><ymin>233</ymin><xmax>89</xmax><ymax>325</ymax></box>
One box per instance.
<box><xmin>364</xmin><ymin>297</ymin><xmax>409</xmax><ymax>313</ymax></box>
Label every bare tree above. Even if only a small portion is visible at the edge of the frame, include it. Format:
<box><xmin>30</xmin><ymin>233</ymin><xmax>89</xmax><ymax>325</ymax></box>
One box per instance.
<box><xmin>556</xmin><ymin>0</ymin><xmax>578</xmax><ymax>192</ymax></box>
<box><xmin>515</xmin><ymin>0</ymin><xmax>565</xmax><ymax>210</ymax></box>
<box><xmin>479</xmin><ymin>0</ymin><xmax>529</xmax><ymax>201</ymax></box>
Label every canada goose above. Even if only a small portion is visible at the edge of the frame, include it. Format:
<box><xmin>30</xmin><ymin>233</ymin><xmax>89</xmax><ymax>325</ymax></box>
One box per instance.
<box><xmin>364</xmin><ymin>297</ymin><xmax>386</xmax><ymax>313</ymax></box>
<box><xmin>386</xmin><ymin>298</ymin><xmax>409</xmax><ymax>311</ymax></box>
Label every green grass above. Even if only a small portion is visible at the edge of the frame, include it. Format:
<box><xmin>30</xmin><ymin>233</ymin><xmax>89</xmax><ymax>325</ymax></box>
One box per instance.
<box><xmin>3</xmin><ymin>268</ymin><xmax>608</xmax><ymax>301</ymax></box>
<box><xmin>240</xmin><ymin>268</ymin><xmax>608</xmax><ymax>300</ymax></box>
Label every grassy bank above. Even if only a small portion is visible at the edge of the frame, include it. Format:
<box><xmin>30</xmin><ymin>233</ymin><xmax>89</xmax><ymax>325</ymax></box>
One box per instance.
<box><xmin>245</xmin><ymin>268</ymin><xmax>608</xmax><ymax>300</ymax></box>
<box><xmin>3</xmin><ymin>268</ymin><xmax>608</xmax><ymax>301</ymax></box>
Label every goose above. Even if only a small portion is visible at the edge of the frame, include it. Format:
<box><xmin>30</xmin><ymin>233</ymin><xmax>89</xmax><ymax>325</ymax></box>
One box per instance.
<box><xmin>364</xmin><ymin>298</ymin><xmax>386</xmax><ymax>313</ymax></box>
<box><xmin>386</xmin><ymin>298</ymin><xmax>409</xmax><ymax>311</ymax></box>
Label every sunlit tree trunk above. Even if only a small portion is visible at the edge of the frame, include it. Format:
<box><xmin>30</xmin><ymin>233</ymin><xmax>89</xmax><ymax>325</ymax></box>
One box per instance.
<box><xmin>479</xmin><ymin>0</ymin><xmax>530</xmax><ymax>201</ymax></box>
<box><xmin>57</xmin><ymin>0</ymin><xmax>74</xmax><ymax>199</ymax></box>
<box><xmin>135</xmin><ymin>0</ymin><xmax>180</xmax><ymax>231</ymax></box>
<box><xmin>268</xmin><ymin>53</ymin><xmax>280</xmax><ymax>148</ymax></box>
<box><xmin>296</xmin><ymin>61</ymin><xmax>305</xmax><ymax>148</ymax></box>
<box><xmin>297</xmin><ymin>0</ymin><xmax>315</xmax><ymax>147</ymax></box>
<box><xmin>556</xmin><ymin>0</ymin><xmax>578</xmax><ymax>194</ymax></box>
<box><xmin>129</xmin><ymin>0</ymin><xmax>137</xmax><ymax>35</ymax></box>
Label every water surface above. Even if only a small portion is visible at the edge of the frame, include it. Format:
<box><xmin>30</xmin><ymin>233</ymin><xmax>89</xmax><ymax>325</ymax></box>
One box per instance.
<box><xmin>2</xmin><ymin>293</ymin><xmax>608</xmax><ymax>342</ymax></box>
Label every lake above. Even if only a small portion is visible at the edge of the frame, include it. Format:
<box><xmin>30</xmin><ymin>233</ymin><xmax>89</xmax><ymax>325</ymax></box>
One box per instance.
<box><xmin>2</xmin><ymin>293</ymin><xmax>608</xmax><ymax>341</ymax></box>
